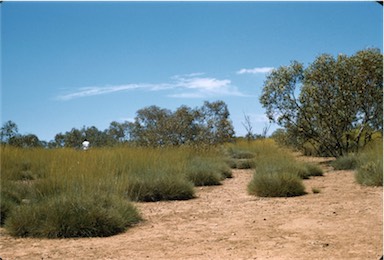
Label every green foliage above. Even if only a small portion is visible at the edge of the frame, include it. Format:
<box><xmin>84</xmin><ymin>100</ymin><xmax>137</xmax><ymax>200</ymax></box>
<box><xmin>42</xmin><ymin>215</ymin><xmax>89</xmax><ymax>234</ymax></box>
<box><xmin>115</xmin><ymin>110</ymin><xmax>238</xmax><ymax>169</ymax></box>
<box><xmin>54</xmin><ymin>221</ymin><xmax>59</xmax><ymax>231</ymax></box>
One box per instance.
<box><xmin>248</xmin><ymin>172</ymin><xmax>306</xmax><ymax>197</ymax></box>
<box><xmin>228</xmin><ymin>139</ymin><xmax>309</xmax><ymax>197</ymax></box>
<box><xmin>0</xmin><ymin>181</ymin><xmax>35</xmax><ymax>225</ymax></box>
<box><xmin>304</xmin><ymin>163</ymin><xmax>324</xmax><ymax>177</ymax></box>
<box><xmin>234</xmin><ymin>159</ymin><xmax>256</xmax><ymax>169</ymax></box>
<box><xmin>186</xmin><ymin>157</ymin><xmax>231</xmax><ymax>186</ymax></box>
<box><xmin>355</xmin><ymin>162</ymin><xmax>382</xmax><ymax>186</ymax></box>
<box><xmin>124</xmin><ymin>170</ymin><xmax>195</xmax><ymax>202</ymax></box>
<box><xmin>355</xmin><ymin>140</ymin><xmax>383</xmax><ymax>186</ymax></box>
<box><xmin>228</xmin><ymin>149</ymin><xmax>255</xmax><ymax>159</ymax></box>
<box><xmin>131</xmin><ymin>100</ymin><xmax>234</xmax><ymax>146</ymax></box>
<box><xmin>331</xmin><ymin>155</ymin><xmax>358</xmax><ymax>170</ymax></box>
<box><xmin>5</xmin><ymin>194</ymin><xmax>141</xmax><ymax>238</ymax></box>
<box><xmin>261</xmin><ymin>49</ymin><xmax>383</xmax><ymax>157</ymax></box>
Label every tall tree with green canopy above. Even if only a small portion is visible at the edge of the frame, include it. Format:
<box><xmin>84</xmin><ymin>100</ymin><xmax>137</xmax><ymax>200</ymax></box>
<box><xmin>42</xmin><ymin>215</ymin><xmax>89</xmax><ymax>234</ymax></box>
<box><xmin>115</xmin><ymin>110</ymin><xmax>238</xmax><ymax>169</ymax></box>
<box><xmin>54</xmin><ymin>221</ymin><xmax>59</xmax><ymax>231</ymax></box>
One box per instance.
<box><xmin>260</xmin><ymin>49</ymin><xmax>383</xmax><ymax>157</ymax></box>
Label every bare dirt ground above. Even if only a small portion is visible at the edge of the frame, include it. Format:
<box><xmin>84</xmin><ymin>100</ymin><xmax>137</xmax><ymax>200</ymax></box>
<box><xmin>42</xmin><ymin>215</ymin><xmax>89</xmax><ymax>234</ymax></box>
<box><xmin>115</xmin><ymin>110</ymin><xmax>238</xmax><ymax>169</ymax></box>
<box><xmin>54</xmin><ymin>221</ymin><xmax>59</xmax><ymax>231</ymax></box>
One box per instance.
<box><xmin>1</xmin><ymin>156</ymin><xmax>382</xmax><ymax>260</ymax></box>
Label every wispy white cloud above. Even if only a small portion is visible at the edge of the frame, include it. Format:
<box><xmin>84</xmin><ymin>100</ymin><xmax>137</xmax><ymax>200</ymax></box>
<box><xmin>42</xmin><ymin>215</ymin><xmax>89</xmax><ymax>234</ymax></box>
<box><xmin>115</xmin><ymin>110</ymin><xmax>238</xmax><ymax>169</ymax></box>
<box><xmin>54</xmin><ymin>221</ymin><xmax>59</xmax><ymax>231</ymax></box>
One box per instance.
<box><xmin>56</xmin><ymin>73</ymin><xmax>249</xmax><ymax>101</ymax></box>
<box><xmin>57</xmin><ymin>84</ymin><xmax>142</xmax><ymax>101</ymax></box>
<box><xmin>236</xmin><ymin>67</ymin><xmax>274</xmax><ymax>75</ymax></box>
<box><xmin>169</xmin><ymin>74</ymin><xmax>247</xmax><ymax>98</ymax></box>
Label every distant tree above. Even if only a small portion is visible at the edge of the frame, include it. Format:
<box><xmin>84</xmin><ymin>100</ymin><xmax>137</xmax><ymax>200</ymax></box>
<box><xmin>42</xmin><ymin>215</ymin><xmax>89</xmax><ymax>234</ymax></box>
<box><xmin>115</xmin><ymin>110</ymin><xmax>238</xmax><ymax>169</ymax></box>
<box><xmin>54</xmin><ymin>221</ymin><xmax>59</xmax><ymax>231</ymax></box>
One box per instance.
<box><xmin>9</xmin><ymin>134</ymin><xmax>42</xmax><ymax>148</ymax></box>
<box><xmin>131</xmin><ymin>106</ymin><xmax>173</xmax><ymax>146</ymax></box>
<box><xmin>63</xmin><ymin>128</ymin><xmax>83</xmax><ymax>148</ymax></box>
<box><xmin>260</xmin><ymin>49</ymin><xmax>383</xmax><ymax>156</ymax></box>
<box><xmin>172</xmin><ymin>105</ymin><xmax>199</xmax><ymax>145</ymax></box>
<box><xmin>198</xmin><ymin>101</ymin><xmax>234</xmax><ymax>145</ymax></box>
<box><xmin>108</xmin><ymin>121</ymin><xmax>126</xmax><ymax>143</ymax></box>
<box><xmin>53</xmin><ymin>133</ymin><xmax>66</xmax><ymax>148</ymax></box>
<box><xmin>130</xmin><ymin>101</ymin><xmax>234</xmax><ymax>147</ymax></box>
<box><xmin>1</xmin><ymin>120</ymin><xmax>19</xmax><ymax>143</ymax></box>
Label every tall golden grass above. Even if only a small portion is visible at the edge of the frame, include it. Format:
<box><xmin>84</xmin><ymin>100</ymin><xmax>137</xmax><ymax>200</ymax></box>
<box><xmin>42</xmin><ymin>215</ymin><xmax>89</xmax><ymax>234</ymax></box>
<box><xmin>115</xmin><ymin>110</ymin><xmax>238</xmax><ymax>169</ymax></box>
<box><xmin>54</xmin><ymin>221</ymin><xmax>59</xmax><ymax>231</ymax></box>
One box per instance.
<box><xmin>0</xmin><ymin>145</ymin><xmax>231</xmax><ymax>237</ymax></box>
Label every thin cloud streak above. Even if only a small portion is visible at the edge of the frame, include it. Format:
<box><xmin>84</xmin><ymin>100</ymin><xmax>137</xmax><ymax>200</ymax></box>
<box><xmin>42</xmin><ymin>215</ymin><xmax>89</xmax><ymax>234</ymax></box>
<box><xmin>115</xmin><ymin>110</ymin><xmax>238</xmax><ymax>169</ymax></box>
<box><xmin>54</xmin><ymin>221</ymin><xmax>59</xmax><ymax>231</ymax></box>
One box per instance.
<box><xmin>237</xmin><ymin>67</ymin><xmax>274</xmax><ymax>75</ymax></box>
<box><xmin>57</xmin><ymin>84</ymin><xmax>142</xmax><ymax>101</ymax></box>
<box><xmin>56</xmin><ymin>74</ymin><xmax>249</xmax><ymax>100</ymax></box>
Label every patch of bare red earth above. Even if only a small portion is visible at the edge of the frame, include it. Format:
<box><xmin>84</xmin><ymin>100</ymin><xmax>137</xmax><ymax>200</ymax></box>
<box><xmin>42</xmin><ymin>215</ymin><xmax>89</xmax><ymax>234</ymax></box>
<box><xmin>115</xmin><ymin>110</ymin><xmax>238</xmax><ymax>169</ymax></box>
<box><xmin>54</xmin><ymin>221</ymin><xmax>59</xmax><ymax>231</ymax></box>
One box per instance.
<box><xmin>0</xmin><ymin>156</ymin><xmax>382</xmax><ymax>259</ymax></box>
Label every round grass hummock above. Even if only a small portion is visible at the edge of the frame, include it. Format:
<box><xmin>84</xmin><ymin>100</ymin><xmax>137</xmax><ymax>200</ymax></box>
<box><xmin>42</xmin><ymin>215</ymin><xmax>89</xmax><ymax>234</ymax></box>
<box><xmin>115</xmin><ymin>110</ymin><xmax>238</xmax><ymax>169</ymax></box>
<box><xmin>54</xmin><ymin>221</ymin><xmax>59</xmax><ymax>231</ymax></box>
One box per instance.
<box><xmin>247</xmin><ymin>172</ymin><xmax>306</xmax><ymax>197</ymax></box>
<box><xmin>5</xmin><ymin>194</ymin><xmax>142</xmax><ymax>238</ymax></box>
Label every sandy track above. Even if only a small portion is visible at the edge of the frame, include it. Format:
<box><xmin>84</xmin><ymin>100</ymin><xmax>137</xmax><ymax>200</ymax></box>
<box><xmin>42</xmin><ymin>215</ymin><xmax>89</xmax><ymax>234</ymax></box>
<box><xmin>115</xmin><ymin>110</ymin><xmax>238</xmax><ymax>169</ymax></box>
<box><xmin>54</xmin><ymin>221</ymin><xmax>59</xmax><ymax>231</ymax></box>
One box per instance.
<box><xmin>0</xmin><ymin>157</ymin><xmax>382</xmax><ymax>259</ymax></box>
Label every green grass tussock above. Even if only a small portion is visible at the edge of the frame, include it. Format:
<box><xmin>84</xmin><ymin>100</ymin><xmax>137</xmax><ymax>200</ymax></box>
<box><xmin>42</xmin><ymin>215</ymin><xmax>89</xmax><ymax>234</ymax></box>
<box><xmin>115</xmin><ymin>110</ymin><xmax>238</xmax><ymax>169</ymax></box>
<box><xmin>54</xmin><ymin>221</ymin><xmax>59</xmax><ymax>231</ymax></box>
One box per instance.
<box><xmin>328</xmin><ymin>139</ymin><xmax>382</xmax><ymax>186</ymax></box>
<box><xmin>185</xmin><ymin>157</ymin><xmax>228</xmax><ymax>186</ymax></box>
<box><xmin>124</xmin><ymin>170</ymin><xmax>195</xmax><ymax>202</ymax></box>
<box><xmin>331</xmin><ymin>155</ymin><xmax>358</xmax><ymax>170</ymax></box>
<box><xmin>5</xmin><ymin>194</ymin><xmax>141</xmax><ymax>238</ymax></box>
<box><xmin>355</xmin><ymin>140</ymin><xmax>383</xmax><ymax>186</ymax></box>
<box><xmin>228</xmin><ymin>139</ymin><xmax>311</xmax><ymax>198</ymax></box>
<box><xmin>248</xmin><ymin>172</ymin><xmax>306</xmax><ymax>197</ymax></box>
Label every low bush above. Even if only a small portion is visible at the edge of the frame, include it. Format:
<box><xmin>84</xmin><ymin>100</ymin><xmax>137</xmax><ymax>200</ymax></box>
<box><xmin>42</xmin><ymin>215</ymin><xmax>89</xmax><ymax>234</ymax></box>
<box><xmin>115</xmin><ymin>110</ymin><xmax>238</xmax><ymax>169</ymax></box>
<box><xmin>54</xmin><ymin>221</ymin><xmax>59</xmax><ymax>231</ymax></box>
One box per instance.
<box><xmin>248</xmin><ymin>172</ymin><xmax>306</xmax><ymax>197</ymax></box>
<box><xmin>235</xmin><ymin>159</ymin><xmax>256</xmax><ymax>169</ymax></box>
<box><xmin>355</xmin><ymin>140</ymin><xmax>383</xmax><ymax>186</ymax></box>
<box><xmin>185</xmin><ymin>157</ymin><xmax>223</xmax><ymax>186</ymax></box>
<box><xmin>229</xmin><ymin>150</ymin><xmax>255</xmax><ymax>159</ymax></box>
<box><xmin>5</xmin><ymin>194</ymin><xmax>141</xmax><ymax>238</ymax></box>
<box><xmin>185</xmin><ymin>156</ymin><xmax>232</xmax><ymax>186</ymax></box>
<box><xmin>0</xmin><ymin>181</ymin><xmax>36</xmax><ymax>225</ymax></box>
<box><xmin>355</xmin><ymin>162</ymin><xmax>383</xmax><ymax>186</ymax></box>
<box><xmin>304</xmin><ymin>163</ymin><xmax>324</xmax><ymax>177</ymax></box>
<box><xmin>125</xmin><ymin>172</ymin><xmax>195</xmax><ymax>202</ymax></box>
<box><xmin>292</xmin><ymin>163</ymin><xmax>324</xmax><ymax>179</ymax></box>
<box><xmin>330</xmin><ymin>155</ymin><xmax>358</xmax><ymax>170</ymax></box>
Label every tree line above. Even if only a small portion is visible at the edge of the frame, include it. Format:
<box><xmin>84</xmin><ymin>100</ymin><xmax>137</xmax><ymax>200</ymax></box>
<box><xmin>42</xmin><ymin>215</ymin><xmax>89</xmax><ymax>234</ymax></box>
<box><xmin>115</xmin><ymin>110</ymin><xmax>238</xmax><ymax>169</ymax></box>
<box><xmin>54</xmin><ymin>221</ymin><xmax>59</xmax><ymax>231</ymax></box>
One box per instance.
<box><xmin>1</xmin><ymin>100</ymin><xmax>234</xmax><ymax>148</ymax></box>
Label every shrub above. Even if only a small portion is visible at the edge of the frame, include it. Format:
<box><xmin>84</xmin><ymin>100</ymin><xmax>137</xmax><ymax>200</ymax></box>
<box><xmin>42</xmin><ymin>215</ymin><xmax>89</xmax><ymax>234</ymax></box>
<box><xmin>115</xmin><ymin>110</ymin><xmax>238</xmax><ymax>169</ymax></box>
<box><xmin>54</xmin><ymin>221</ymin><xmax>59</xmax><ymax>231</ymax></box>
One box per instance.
<box><xmin>0</xmin><ymin>181</ymin><xmax>36</xmax><ymax>225</ymax></box>
<box><xmin>185</xmin><ymin>157</ymin><xmax>224</xmax><ymax>186</ymax></box>
<box><xmin>235</xmin><ymin>159</ymin><xmax>256</xmax><ymax>169</ymax></box>
<box><xmin>5</xmin><ymin>194</ymin><xmax>141</xmax><ymax>238</ymax></box>
<box><xmin>230</xmin><ymin>150</ymin><xmax>255</xmax><ymax>159</ymax></box>
<box><xmin>304</xmin><ymin>163</ymin><xmax>324</xmax><ymax>177</ymax></box>
<box><xmin>355</xmin><ymin>140</ymin><xmax>383</xmax><ymax>186</ymax></box>
<box><xmin>355</xmin><ymin>162</ymin><xmax>383</xmax><ymax>186</ymax></box>
<box><xmin>225</xmin><ymin>158</ymin><xmax>237</xmax><ymax>169</ymax></box>
<box><xmin>125</xmin><ymin>173</ymin><xmax>195</xmax><ymax>202</ymax></box>
<box><xmin>292</xmin><ymin>163</ymin><xmax>323</xmax><ymax>179</ymax></box>
<box><xmin>248</xmin><ymin>172</ymin><xmax>306</xmax><ymax>197</ymax></box>
<box><xmin>330</xmin><ymin>155</ymin><xmax>358</xmax><ymax>170</ymax></box>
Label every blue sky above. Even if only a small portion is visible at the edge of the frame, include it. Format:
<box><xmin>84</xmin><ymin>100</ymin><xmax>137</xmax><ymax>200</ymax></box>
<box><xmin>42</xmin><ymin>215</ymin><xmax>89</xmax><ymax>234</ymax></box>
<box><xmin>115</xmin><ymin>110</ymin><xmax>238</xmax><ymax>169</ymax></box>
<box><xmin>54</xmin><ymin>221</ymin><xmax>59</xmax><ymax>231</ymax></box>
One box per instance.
<box><xmin>1</xmin><ymin>1</ymin><xmax>383</xmax><ymax>142</ymax></box>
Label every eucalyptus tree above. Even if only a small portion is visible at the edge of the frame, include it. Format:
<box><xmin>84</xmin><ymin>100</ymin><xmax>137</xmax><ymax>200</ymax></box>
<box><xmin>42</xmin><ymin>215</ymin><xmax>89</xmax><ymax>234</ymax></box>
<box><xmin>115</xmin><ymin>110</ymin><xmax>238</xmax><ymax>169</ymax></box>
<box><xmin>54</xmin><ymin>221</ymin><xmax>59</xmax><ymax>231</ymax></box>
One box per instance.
<box><xmin>260</xmin><ymin>49</ymin><xmax>382</xmax><ymax>156</ymax></box>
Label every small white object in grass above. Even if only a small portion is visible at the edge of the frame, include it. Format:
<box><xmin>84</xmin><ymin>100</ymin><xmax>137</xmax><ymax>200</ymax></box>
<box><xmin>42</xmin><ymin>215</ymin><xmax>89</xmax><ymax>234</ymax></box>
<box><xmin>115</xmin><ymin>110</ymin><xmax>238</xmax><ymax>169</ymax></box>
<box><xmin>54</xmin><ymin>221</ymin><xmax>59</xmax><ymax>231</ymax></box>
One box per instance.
<box><xmin>82</xmin><ymin>139</ymin><xmax>90</xmax><ymax>150</ymax></box>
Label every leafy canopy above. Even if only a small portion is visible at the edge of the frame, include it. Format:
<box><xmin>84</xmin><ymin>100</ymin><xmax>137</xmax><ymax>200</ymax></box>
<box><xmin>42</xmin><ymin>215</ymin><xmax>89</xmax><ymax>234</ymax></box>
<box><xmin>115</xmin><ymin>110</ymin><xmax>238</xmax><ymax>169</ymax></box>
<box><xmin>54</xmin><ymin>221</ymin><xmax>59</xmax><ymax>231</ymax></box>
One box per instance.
<box><xmin>261</xmin><ymin>49</ymin><xmax>383</xmax><ymax>157</ymax></box>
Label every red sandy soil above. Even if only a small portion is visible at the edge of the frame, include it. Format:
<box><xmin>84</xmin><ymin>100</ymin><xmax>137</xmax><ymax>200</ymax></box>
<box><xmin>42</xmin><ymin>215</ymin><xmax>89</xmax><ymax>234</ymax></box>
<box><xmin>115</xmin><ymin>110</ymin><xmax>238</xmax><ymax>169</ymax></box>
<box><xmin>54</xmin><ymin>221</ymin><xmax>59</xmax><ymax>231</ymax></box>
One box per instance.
<box><xmin>0</xmin><ymin>156</ymin><xmax>382</xmax><ymax>259</ymax></box>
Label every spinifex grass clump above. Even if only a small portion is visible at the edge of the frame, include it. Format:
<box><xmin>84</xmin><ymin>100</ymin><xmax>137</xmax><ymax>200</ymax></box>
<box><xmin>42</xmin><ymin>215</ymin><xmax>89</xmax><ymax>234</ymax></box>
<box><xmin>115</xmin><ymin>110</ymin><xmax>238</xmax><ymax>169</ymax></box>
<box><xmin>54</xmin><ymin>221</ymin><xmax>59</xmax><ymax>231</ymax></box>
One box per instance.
<box><xmin>124</xmin><ymin>169</ymin><xmax>195</xmax><ymax>202</ymax></box>
<box><xmin>231</xmin><ymin>139</ymin><xmax>308</xmax><ymax>197</ymax></box>
<box><xmin>234</xmin><ymin>159</ymin><xmax>256</xmax><ymax>169</ymax></box>
<box><xmin>0</xmin><ymin>181</ymin><xmax>36</xmax><ymax>225</ymax></box>
<box><xmin>355</xmin><ymin>139</ymin><xmax>383</xmax><ymax>186</ymax></box>
<box><xmin>248</xmin><ymin>172</ymin><xmax>306</xmax><ymax>197</ymax></box>
<box><xmin>330</xmin><ymin>154</ymin><xmax>358</xmax><ymax>170</ymax></box>
<box><xmin>5</xmin><ymin>193</ymin><xmax>141</xmax><ymax>238</ymax></box>
<box><xmin>225</xmin><ymin>145</ymin><xmax>256</xmax><ymax>169</ymax></box>
<box><xmin>185</xmin><ymin>156</ymin><xmax>232</xmax><ymax>186</ymax></box>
